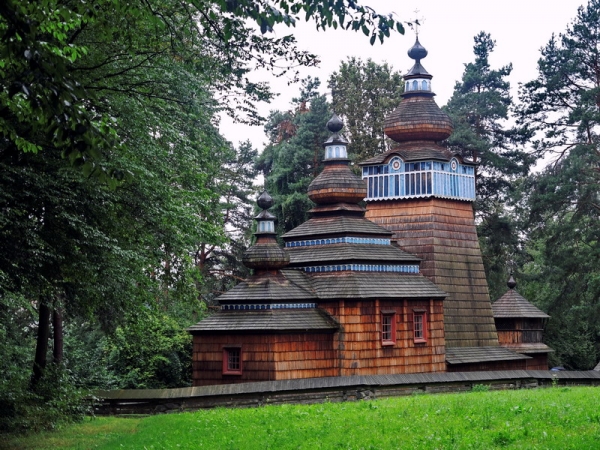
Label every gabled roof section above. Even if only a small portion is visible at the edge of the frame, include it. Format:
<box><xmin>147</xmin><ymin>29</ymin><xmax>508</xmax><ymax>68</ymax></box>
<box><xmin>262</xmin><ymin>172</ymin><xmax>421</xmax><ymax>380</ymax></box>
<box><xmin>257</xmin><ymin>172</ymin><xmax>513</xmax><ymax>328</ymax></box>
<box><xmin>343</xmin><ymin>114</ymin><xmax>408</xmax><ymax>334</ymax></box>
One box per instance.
<box><xmin>309</xmin><ymin>272</ymin><xmax>446</xmax><ymax>299</ymax></box>
<box><xmin>493</xmin><ymin>289</ymin><xmax>550</xmax><ymax>319</ymax></box>
<box><xmin>187</xmin><ymin>309</ymin><xmax>339</xmax><ymax>333</ymax></box>
<box><xmin>217</xmin><ymin>271</ymin><xmax>316</xmax><ymax>304</ymax></box>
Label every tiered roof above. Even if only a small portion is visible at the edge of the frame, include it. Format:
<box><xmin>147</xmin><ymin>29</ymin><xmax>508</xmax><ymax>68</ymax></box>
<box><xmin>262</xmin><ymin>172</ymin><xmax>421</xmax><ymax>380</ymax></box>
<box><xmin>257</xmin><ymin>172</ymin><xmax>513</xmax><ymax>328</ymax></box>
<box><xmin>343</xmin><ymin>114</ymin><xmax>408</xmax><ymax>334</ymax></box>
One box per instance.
<box><xmin>190</xmin><ymin>114</ymin><xmax>446</xmax><ymax>335</ymax></box>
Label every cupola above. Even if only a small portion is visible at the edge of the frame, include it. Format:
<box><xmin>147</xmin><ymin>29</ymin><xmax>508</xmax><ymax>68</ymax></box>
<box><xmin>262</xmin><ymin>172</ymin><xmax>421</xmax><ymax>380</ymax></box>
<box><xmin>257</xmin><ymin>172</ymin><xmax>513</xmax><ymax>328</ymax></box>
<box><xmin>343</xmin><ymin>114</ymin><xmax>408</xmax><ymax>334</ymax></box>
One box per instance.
<box><xmin>307</xmin><ymin>114</ymin><xmax>367</xmax><ymax>206</ymax></box>
<box><xmin>384</xmin><ymin>38</ymin><xmax>453</xmax><ymax>143</ymax></box>
<box><xmin>242</xmin><ymin>191</ymin><xmax>290</xmax><ymax>271</ymax></box>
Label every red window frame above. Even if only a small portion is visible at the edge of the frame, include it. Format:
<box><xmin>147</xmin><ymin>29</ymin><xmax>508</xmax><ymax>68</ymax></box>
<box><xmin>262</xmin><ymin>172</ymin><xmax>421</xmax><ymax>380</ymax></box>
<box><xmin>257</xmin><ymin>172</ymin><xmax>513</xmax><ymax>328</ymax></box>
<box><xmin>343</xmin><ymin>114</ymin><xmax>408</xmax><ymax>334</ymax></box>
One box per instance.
<box><xmin>413</xmin><ymin>311</ymin><xmax>427</xmax><ymax>343</ymax></box>
<box><xmin>222</xmin><ymin>346</ymin><xmax>242</xmax><ymax>375</ymax></box>
<box><xmin>381</xmin><ymin>312</ymin><xmax>396</xmax><ymax>346</ymax></box>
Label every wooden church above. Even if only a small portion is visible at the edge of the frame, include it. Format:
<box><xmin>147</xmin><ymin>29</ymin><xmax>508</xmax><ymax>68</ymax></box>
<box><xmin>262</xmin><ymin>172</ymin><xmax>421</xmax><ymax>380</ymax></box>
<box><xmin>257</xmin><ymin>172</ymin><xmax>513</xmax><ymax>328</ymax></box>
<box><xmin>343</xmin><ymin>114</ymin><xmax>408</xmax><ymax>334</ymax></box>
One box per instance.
<box><xmin>188</xmin><ymin>38</ymin><xmax>550</xmax><ymax>386</ymax></box>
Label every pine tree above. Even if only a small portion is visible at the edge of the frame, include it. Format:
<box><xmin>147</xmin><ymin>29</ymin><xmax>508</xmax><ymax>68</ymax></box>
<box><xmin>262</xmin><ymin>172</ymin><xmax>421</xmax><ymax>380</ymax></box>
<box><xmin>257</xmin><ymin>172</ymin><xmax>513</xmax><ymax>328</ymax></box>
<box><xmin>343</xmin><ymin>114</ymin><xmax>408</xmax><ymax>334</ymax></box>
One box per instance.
<box><xmin>442</xmin><ymin>32</ymin><xmax>534</xmax><ymax>297</ymax></box>
<box><xmin>516</xmin><ymin>0</ymin><xmax>600</xmax><ymax>369</ymax></box>
<box><xmin>444</xmin><ymin>32</ymin><xmax>533</xmax><ymax>215</ymax></box>
<box><xmin>256</xmin><ymin>78</ymin><xmax>331</xmax><ymax>233</ymax></box>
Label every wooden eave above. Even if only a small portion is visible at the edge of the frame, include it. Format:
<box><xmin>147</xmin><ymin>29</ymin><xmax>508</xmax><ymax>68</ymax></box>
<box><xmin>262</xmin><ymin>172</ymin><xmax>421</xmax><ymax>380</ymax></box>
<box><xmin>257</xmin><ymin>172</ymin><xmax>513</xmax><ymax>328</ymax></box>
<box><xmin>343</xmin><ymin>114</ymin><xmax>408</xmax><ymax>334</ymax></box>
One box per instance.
<box><xmin>216</xmin><ymin>270</ymin><xmax>316</xmax><ymax>304</ymax></box>
<box><xmin>282</xmin><ymin>215</ymin><xmax>393</xmax><ymax>240</ymax></box>
<box><xmin>445</xmin><ymin>346</ymin><xmax>531</xmax><ymax>365</ymax></box>
<box><xmin>187</xmin><ymin>309</ymin><xmax>339</xmax><ymax>334</ymax></box>
<box><xmin>360</xmin><ymin>142</ymin><xmax>455</xmax><ymax>165</ymax></box>
<box><xmin>287</xmin><ymin>244</ymin><xmax>420</xmax><ymax>266</ymax></box>
<box><xmin>499</xmin><ymin>343</ymin><xmax>554</xmax><ymax>354</ymax></box>
<box><xmin>308</xmin><ymin>272</ymin><xmax>447</xmax><ymax>299</ymax></box>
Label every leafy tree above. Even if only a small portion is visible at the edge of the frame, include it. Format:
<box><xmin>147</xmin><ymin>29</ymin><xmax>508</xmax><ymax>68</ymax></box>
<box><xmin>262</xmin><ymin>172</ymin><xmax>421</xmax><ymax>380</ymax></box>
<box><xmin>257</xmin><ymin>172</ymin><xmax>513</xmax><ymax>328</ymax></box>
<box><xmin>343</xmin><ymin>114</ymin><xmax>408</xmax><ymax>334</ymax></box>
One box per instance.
<box><xmin>257</xmin><ymin>79</ymin><xmax>331</xmax><ymax>232</ymax></box>
<box><xmin>517</xmin><ymin>149</ymin><xmax>600</xmax><ymax>369</ymax></box>
<box><xmin>0</xmin><ymin>0</ymin><xmax>406</xmax><ymax>179</ymax></box>
<box><xmin>515</xmin><ymin>0</ymin><xmax>600</xmax><ymax>369</ymax></box>
<box><xmin>0</xmin><ymin>0</ymin><xmax>408</xmax><ymax>431</ymax></box>
<box><xmin>328</xmin><ymin>57</ymin><xmax>403</xmax><ymax>162</ymax></box>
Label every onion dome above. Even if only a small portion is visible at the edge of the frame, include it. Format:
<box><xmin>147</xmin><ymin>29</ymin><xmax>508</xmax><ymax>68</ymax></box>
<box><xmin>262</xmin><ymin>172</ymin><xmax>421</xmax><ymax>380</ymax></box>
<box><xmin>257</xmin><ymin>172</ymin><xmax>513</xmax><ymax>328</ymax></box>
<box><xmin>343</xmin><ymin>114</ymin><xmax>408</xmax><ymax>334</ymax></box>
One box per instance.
<box><xmin>242</xmin><ymin>191</ymin><xmax>289</xmax><ymax>270</ymax></box>
<box><xmin>507</xmin><ymin>273</ymin><xmax>517</xmax><ymax>290</ymax></box>
<box><xmin>383</xmin><ymin>38</ymin><xmax>453</xmax><ymax>143</ymax></box>
<box><xmin>307</xmin><ymin>114</ymin><xmax>367</xmax><ymax>205</ymax></box>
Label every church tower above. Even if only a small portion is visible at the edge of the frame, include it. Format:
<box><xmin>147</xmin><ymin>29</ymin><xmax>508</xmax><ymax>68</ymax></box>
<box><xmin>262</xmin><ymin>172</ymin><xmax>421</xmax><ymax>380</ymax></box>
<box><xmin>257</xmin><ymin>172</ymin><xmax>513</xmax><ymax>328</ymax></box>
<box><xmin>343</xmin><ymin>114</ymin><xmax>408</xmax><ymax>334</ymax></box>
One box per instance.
<box><xmin>361</xmin><ymin>38</ymin><xmax>528</xmax><ymax>370</ymax></box>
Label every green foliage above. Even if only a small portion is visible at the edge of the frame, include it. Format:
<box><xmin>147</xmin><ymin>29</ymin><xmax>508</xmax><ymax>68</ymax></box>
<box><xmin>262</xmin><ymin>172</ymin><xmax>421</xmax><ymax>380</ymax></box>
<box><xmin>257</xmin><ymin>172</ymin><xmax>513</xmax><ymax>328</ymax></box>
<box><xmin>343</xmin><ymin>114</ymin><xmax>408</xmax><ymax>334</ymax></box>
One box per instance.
<box><xmin>442</xmin><ymin>32</ymin><xmax>534</xmax><ymax>298</ymax></box>
<box><xmin>472</xmin><ymin>384</ymin><xmax>491</xmax><ymax>392</ymax></box>
<box><xmin>515</xmin><ymin>0</ymin><xmax>600</xmax><ymax>370</ymax></box>
<box><xmin>257</xmin><ymin>78</ymin><xmax>331</xmax><ymax>232</ymax></box>
<box><xmin>0</xmin><ymin>363</ymin><xmax>91</xmax><ymax>434</ymax></box>
<box><xmin>195</xmin><ymin>140</ymin><xmax>258</xmax><ymax>305</ymax></box>
<box><xmin>104</xmin><ymin>310</ymin><xmax>193</xmax><ymax>389</ymax></box>
<box><xmin>517</xmin><ymin>149</ymin><xmax>600</xmax><ymax>369</ymax></box>
<box><xmin>7</xmin><ymin>387</ymin><xmax>600</xmax><ymax>449</ymax></box>
<box><xmin>443</xmin><ymin>32</ymin><xmax>534</xmax><ymax>213</ymax></box>
<box><xmin>328</xmin><ymin>58</ymin><xmax>403</xmax><ymax>162</ymax></box>
<box><xmin>518</xmin><ymin>0</ymin><xmax>600</xmax><ymax>160</ymax></box>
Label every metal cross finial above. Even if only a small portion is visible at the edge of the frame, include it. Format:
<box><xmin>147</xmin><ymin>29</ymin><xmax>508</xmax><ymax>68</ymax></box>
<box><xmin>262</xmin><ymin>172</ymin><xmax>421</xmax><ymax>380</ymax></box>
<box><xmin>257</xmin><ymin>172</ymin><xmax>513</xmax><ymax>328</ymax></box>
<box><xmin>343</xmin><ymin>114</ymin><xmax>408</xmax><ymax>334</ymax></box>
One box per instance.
<box><xmin>411</xmin><ymin>9</ymin><xmax>425</xmax><ymax>37</ymax></box>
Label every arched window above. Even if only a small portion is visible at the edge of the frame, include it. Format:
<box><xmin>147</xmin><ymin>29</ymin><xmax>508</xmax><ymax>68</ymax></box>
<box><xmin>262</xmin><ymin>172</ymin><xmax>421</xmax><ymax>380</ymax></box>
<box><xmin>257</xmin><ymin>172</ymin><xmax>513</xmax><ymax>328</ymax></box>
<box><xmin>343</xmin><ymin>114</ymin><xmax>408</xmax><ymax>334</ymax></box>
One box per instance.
<box><xmin>412</xmin><ymin>80</ymin><xmax>418</xmax><ymax>90</ymax></box>
<box><xmin>422</xmin><ymin>80</ymin><xmax>428</xmax><ymax>90</ymax></box>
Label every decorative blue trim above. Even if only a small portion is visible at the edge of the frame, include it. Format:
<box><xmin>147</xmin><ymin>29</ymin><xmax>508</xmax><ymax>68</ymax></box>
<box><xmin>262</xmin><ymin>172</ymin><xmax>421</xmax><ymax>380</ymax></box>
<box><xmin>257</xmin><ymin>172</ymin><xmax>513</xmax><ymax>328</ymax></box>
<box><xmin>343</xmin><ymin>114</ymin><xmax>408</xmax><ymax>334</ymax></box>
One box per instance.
<box><xmin>285</xmin><ymin>237</ymin><xmax>391</xmax><ymax>248</ymax></box>
<box><xmin>303</xmin><ymin>264</ymin><xmax>419</xmax><ymax>274</ymax></box>
<box><xmin>221</xmin><ymin>303</ymin><xmax>317</xmax><ymax>310</ymax></box>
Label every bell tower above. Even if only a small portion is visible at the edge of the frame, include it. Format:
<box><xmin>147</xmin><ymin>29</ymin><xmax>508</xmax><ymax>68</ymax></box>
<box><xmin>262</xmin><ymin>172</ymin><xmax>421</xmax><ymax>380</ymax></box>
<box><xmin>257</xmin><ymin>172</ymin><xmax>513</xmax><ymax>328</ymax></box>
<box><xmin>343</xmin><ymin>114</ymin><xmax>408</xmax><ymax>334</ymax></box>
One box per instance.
<box><xmin>361</xmin><ymin>38</ymin><xmax>528</xmax><ymax>370</ymax></box>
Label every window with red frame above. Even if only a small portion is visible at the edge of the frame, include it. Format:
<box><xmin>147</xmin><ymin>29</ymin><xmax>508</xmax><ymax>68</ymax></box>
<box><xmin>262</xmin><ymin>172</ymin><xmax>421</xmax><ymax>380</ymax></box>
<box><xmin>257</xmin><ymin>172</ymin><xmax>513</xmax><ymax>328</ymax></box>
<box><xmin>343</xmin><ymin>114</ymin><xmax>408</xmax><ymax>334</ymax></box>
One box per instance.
<box><xmin>222</xmin><ymin>347</ymin><xmax>242</xmax><ymax>375</ymax></box>
<box><xmin>413</xmin><ymin>311</ymin><xmax>427</xmax><ymax>343</ymax></box>
<box><xmin>381</xmin><ymin>312</ymin><xmax>396</xmax><ymax>346</ymax></box>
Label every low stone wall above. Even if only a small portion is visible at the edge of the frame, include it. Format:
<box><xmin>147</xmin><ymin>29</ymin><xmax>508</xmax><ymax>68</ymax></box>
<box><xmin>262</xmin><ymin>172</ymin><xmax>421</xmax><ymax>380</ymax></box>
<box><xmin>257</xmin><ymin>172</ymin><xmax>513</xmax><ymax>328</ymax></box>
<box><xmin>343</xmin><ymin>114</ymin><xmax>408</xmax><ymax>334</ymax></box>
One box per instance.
<box><xmin>95</xmin><ymin>370</ymin><xmax>600</xmax><ymax>416</ymax></box>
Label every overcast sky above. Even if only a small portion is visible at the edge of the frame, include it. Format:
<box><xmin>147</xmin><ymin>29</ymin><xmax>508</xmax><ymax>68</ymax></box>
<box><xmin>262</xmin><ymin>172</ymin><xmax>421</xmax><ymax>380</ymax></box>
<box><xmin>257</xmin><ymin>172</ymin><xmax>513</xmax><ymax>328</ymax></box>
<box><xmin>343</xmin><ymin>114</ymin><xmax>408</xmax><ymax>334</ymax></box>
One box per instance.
<box><xmin>220</xmin><ymin>0</ymin><xmax>585</xmax><ymax>150</ymax></box>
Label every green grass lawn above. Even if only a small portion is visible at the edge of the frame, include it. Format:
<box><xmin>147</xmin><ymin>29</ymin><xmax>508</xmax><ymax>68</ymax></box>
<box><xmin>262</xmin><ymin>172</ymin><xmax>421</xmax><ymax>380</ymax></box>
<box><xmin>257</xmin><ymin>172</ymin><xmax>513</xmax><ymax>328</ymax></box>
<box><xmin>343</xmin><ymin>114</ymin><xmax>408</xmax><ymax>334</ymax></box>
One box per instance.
<box><xmin>4</xmin><ymin>386</ymin><xmax>600</xmax><ymax>449</ymax></box>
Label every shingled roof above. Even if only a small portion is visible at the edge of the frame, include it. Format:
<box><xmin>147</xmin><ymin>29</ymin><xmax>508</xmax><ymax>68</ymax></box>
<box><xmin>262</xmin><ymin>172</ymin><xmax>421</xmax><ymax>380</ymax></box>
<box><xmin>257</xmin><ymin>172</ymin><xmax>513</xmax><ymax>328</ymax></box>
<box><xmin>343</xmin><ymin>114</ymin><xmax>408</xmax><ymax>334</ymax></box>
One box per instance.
<box><xmin>287</xmin><ymin>243</ymin><xmax>420</xmax><ymax>266</ymax></box>
<box><xmin>282</xmin><ymin>215</ymin><xmax>393</xmax><ymax>240</ymax></box>
<box><xmin>217</xmin><ymin>270</ymin><xmax>315</xmax><ymax>304</ymax></box>
<box><xmin>360</xmin><ymin>141</ymin><xmax>467</xmax><ymax>165</ymax></box>
<box><xmin>445</xmin><ymin>346</ymin><xmax>531</xmax><ymax>365</ymax></box>
<box><xmin>493</xmin><ymin>289</ymin><xmax>550</xmax><ymax>319</ymax></box>
<box><xmin>188</xmin><ymin>309</ymin><xmax>339</xmax><ymax>333</ymax></box>
<box><xmin>309</xmin><ymin>272</ymin><xmax>446</xmax><ymax>299</ymax></box>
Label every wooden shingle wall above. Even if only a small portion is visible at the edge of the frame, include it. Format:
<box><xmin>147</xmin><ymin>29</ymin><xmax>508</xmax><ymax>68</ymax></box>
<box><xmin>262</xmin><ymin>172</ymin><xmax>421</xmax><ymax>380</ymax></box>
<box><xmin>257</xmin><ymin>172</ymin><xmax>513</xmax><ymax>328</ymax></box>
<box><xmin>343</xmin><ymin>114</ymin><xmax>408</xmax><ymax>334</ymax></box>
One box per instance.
<box><xmin>192</xmin><ymin>333</ymin><xmax>338</xmax><ymax>386</ymax></box>
<box><xmin>366</xmin><ymin>198</ymin><xmax>499</xmax><ymax>348</ymax></box>
<box><xmin>320</xmin><ymin>299</ymin><xmax>445</xmax><ymax>375</ymax></box>
<box><xmin>272</xmin><ymin>334</ymin><xmax>338</xmax><ymax>380</ymax></box>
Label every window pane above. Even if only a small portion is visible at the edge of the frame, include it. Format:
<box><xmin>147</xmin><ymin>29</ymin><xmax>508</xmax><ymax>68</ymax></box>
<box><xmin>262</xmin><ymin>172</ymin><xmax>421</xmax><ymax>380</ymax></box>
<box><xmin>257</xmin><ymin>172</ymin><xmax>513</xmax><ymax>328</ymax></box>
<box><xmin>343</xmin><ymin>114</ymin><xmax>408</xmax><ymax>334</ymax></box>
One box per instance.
<box><xmin>228</xmin><ymin>348</ymin><xmax>240</xmax><ymax>371</ymax></box>
<box><xmin>382</xmin><ymin>314</ymin><xmax>394</xmax><ymax>342</ymax></box>
<box><xmin>414</xmin><ymin>314</ymin><xmax>424</xmax><ymax>339</ymax></box>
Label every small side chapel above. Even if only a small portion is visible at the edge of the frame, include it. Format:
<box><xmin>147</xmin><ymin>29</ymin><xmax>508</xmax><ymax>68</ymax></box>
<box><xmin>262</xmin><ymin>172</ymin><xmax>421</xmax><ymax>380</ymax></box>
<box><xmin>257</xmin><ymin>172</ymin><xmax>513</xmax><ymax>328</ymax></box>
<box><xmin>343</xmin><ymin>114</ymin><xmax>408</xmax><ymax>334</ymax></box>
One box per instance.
<box><xmin>188</xmin><ymin>38</ymin><xmax>550</xmax><ymax>386</ymax></box>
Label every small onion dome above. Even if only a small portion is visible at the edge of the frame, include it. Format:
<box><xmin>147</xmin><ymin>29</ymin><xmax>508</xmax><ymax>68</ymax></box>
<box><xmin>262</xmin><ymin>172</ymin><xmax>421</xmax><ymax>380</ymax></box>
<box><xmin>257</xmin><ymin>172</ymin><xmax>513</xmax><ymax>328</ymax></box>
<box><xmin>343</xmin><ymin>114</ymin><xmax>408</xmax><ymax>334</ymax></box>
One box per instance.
<box><xmin>405</xmin><ymin>38</ymin><xmax>431</xmax><ymax>78</ymax></box>
<box><xmin>242</xmin><ymin>191</ymin><xmax>289</xmax><ymax>270</ymax></box>
<box><xmin>408</xmin><ymin>37</ymin><xmax>428</xmax><ymax>61</ymax></box>
<box><xmin>308</xmin><ymin>114</ymin><xmax>367</xmax><ymax>205</ymax></box>
<box><xmin>507</xmin><ymin>273</ymin><xmax>517</xmax><ymax>290</ymax></box>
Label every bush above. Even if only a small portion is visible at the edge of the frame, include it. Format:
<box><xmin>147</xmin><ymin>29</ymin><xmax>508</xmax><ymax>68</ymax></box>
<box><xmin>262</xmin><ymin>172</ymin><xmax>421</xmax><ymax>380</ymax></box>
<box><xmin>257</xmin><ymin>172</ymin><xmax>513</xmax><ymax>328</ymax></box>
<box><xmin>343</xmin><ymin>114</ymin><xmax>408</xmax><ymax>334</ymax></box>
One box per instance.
<box><xmin>105</xmin><ymin>309</ymin><xmax>192</xmax><ymax>389</ymax></box>
<box><xmin>0</xmin><ymin>364</ymin><xmax>92</xmax><ymax>434</ymax></box>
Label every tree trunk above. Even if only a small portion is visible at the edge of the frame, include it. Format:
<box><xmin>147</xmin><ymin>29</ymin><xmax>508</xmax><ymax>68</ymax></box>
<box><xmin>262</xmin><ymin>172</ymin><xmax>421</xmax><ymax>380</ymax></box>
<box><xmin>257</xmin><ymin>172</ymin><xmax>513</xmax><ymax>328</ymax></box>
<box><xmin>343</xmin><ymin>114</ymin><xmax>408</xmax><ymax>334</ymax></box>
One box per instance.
<box><xmin>31</xmin><ymin>299</ymin><xmax>51</xmax><ymax>389</ymax></box>
<box><xmin>52</xmin><ymin>308</ymin><xmax>63</xmax><ymax>364</ymax></box>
